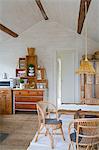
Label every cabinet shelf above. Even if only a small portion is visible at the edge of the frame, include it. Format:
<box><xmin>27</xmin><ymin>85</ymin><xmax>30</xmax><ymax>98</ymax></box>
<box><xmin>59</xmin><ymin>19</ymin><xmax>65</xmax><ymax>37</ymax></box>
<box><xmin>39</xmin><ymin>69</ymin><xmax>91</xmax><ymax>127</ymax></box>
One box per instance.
<box><xmin>20</xmin><ymin>76</ymin><xmax>36</xmax><ymax>79</ymax></box>
<box><xmin>16</xmin><ymin>48</ymin><xmax>48</xmax><ymax>89</ymax></box>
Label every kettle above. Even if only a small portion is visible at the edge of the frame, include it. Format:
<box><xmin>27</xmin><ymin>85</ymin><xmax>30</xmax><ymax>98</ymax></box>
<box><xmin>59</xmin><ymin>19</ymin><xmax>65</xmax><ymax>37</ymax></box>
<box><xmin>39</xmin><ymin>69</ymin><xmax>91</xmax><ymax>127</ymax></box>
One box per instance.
<box><xmin>2</xmin><ymin>72</ymin><xmax>7</xmax><ymax>79</ymax></box>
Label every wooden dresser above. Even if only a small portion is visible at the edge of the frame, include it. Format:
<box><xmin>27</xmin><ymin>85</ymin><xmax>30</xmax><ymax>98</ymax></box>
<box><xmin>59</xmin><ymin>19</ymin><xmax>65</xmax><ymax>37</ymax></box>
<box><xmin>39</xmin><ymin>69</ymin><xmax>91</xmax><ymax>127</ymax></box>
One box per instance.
<box><xmin>0</xmin><ymin>88</ymin><xmax>12</xmax><ymax>114</ymax></box>
<box><xmin>13</xmin><ymin>89</ymin><xmax>47</xmax><ymax>113</ymax></box>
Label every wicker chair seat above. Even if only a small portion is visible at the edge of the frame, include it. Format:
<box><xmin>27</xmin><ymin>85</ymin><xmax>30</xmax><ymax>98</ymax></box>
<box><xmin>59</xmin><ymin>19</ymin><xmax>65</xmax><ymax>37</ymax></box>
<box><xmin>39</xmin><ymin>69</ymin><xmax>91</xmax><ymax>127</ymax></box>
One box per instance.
<box><xmin>45</xmin><ymin>118</ymin><xmax>62</xmax><ymax>125</ymax></box>
<box><xmin>79</xmin><ymin>137</ymin><xmax>99</xmax><ymax>146</ymax></box>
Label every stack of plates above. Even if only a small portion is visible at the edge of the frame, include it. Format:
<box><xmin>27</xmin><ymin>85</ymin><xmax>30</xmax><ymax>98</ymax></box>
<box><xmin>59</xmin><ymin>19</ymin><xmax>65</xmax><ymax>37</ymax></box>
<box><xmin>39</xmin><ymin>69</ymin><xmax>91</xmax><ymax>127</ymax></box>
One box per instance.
<box><xmin>28</xmin><ymin>67</ymin><xmax>35</xmax><ymax>76</ymax></box>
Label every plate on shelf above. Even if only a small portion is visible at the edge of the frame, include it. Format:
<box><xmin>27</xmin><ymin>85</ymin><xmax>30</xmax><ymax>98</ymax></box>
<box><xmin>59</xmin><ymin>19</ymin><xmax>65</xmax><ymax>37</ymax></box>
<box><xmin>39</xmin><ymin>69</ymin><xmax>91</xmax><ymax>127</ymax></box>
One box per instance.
<box><xmin>28</xmin><ymin>73</ymin><xmax>35</xmax><ymax>76</ymax></box>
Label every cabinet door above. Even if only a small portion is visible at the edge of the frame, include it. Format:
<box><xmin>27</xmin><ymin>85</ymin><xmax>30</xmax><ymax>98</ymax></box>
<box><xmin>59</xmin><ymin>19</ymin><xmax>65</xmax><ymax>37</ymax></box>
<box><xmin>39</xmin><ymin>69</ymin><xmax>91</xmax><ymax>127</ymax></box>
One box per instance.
<box><xmin>0</xmin><ymin>89</ymin><xmax>12</xmax><ymax>114</ymax></box>
<box><xmin>6</xmin><ymin>90</ymin><xmax>12</xmax><ymax>114</ymax></box>
<box><xmin>0</xmin><ymin>94</ymin><xmax>6</xmax><ymax>114</ymax></box>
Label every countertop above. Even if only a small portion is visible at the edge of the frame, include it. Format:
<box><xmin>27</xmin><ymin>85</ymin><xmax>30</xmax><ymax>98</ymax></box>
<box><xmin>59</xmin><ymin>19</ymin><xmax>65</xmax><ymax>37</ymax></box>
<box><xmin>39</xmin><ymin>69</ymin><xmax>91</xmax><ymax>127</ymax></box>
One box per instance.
<box><xmin>12</xmin><ymin>88</ymin><xmax>46</xmax><ymax>91</ymax></box>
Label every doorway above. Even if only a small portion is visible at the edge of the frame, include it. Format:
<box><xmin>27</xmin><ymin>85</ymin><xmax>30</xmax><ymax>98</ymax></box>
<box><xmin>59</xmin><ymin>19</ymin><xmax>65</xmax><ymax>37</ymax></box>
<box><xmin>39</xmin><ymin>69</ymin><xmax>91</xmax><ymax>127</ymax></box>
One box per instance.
<box><xmin>56</xmin><ymin>50</ymin><xmax>75</xmax><ymax>106</ymax></box>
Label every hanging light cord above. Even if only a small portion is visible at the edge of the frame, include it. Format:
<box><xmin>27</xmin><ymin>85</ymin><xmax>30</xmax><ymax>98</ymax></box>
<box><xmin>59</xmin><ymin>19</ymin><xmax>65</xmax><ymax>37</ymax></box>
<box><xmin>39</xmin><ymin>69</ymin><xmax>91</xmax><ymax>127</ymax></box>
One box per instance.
<box><xmin>76</xmin><ymin>0</ymin><xmax>95</xmax><ymax>74</ymax></box>
<box><xmin>85</xmin><ymin>0</ymin><xmax>88</xmax><ymax>61</ymax></box>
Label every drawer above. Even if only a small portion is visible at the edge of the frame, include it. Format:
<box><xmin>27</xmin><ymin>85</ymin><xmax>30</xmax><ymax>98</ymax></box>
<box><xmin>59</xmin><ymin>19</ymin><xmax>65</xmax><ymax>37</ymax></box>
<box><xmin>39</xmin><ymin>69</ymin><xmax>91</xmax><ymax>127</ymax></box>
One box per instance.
<box><xmin>15</xmin><ymin>104</ymin><xmax>37</xmax><ymax>109</ymax></box>
<box><xmin>37</xmin><ymin>91</ymin><xmax>43</xmax><ymax>96</ymax></box>
<box><xmin>13</xmin><ymin>90</ymin><xmax>29</xmax><ymax>96</ymax></box>
<box><xmin>13</xmin><ymin>90</ymin><xmax>43</xmax><ymax>96</ymax></box>
<box><xmin>15</xmin><ymin>96</ymin><xmax>43</xmax><ymax>102</ymax></box>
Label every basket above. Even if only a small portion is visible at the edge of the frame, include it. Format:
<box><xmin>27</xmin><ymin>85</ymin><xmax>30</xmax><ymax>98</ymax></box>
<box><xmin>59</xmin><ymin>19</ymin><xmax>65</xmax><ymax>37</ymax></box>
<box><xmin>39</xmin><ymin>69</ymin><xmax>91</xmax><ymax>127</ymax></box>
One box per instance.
<box><xmin>27</xmin><ymin>48</ymin><xmax>35</xmax><ymax>56</ymax></box>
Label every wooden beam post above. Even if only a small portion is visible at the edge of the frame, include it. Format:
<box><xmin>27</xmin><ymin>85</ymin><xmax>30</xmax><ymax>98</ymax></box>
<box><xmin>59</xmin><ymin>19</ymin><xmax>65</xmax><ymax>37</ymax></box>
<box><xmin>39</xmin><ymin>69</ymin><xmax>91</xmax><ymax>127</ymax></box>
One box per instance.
<box><xmin>77</xmin><ymin>0</ymin><xmax>92</xmax><ymax>34</ymax></box>
<box><xmin>35</xmin><ymin>0</ymin><xmax>48</xmax><ymax>20</ymax></box>
<box><xmin>0</xmin><ymin>23</ymin><xmax>18</xmax><ymax>38</ymax></box>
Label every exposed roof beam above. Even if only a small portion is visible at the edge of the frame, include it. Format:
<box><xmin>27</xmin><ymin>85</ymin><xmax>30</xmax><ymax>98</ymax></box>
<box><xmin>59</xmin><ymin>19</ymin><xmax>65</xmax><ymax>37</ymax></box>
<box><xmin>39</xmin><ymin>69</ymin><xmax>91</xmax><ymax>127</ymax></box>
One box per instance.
<box><xmin>35</xmin><ymin>0</ymin><xmax>48</xmax><ymax>20</ymax></box>
<box><xmin>0</xmin><ymin>23</ymin><xmax>18</xmax><ymax>37</ymax></box>
<box><xmin>77</xmin><ymin>0</ymin><xmax>92</xmax><ymax>34</ymax></box>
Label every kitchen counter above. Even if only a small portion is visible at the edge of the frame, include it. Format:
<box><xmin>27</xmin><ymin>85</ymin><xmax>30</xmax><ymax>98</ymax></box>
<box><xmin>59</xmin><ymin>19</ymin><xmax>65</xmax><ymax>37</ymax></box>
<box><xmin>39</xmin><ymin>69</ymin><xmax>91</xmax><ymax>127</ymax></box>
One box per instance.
<box><xmin>12</xmin><ymin>88</ymin><xmax>47</xmax><ymax>91</ymax></box>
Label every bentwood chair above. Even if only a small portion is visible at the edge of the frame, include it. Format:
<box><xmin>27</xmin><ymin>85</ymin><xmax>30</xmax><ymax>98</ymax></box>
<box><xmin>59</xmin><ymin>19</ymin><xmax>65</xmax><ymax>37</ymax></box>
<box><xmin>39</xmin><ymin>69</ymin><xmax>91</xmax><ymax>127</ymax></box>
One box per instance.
<box><xmin>34</xmin><ymin>101</ymin><xmax>65</xmax><ymax>149</ymax></box>
<box><xmin>68</xmin><ymin>118</ymin><xmax>99</xmax><ymax>150</ymax></box>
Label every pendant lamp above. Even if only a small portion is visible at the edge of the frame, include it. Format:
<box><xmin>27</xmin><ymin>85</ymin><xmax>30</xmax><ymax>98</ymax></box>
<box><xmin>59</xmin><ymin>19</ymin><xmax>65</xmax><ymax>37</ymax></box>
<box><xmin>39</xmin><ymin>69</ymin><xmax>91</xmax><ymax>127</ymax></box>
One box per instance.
<box><xmin>76</xmin><ymin>1</ymin><xmax>95</xmax><ymax>75</ymax></box>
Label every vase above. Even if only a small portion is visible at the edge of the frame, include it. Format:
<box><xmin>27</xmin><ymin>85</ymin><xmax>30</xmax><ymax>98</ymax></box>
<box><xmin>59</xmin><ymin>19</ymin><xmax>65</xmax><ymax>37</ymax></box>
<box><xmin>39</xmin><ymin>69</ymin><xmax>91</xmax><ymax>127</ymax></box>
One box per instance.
<box><xmin>20</xmin><ymin>83</ymin><xmax>25</xmax><ymax>89</ymax></box>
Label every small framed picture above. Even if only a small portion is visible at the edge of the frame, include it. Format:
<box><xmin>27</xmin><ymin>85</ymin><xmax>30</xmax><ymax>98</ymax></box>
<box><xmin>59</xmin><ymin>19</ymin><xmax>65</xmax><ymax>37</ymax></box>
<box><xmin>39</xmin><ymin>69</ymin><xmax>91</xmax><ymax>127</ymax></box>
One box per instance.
<box><xmin>19</xmin><ymin>58</ymin><xmax>26</xmax><ymax>69</ymax></box>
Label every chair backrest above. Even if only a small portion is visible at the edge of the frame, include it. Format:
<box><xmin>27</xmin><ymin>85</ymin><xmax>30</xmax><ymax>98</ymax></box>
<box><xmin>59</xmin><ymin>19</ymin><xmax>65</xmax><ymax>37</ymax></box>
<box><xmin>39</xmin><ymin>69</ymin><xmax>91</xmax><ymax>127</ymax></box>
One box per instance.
<box><xmin>36</xmin><ymin>101</ymin><xmax>57</xmax><ymax>126</ymax></box>
<box><xmin>36</xmin><ymin>101</ymin><xmax>46</xmax><ymax>126</ymax></box>
<box><xmin>75</xmin><ymin>118</ymin><xmax>99</xmax><ymax>146</ymax></box>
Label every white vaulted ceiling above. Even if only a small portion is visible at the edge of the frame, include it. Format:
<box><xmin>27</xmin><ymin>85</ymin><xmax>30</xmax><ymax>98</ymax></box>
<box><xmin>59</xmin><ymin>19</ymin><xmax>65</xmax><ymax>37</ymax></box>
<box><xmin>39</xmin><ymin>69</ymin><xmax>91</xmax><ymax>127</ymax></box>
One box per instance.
<box><xmin>0</xmin><ymin>0</ymin><xmax>99</xmax><ymax>43</ymax></box>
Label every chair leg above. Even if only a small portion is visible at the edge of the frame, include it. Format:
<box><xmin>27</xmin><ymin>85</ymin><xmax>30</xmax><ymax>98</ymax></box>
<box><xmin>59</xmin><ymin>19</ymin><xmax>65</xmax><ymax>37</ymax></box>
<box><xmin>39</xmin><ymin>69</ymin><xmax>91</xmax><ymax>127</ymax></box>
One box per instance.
<box><xmin>71</xmin><ymin>142</ymin><xmax>74</xmax><ymax>150</ymax></box>
<box><xmin>90</xmin><ymin>146</ymin><xmax>93</xmax><ymax>150</ymax></box>
<box><xmin>60</xmin><ymin>126</ymin><xmax>65</xmax><ymax>141</ymax></box>
<box><xmin>68</xmin><ymin>142</ymin><xmax>74</xmax><ymax>150</ymax></box>
<box><xmin>68</xmin><ymin>143</ymin><xmax>71</xmax><ymax>150</ymax></box>
<box><xmin>86</xmin><ymin>145</ymin><xmax>90</xmax><ymax>150</ymax></box>
<box><xmin>46</xmin><ymin>128</ymin><xmax>54</xmax><ymax>149</ymax></box>
<box><xmin>76</xmin><ymin>144</ymin><xmax>79</xmax><ymax>150</ymax></box>
<box><xmin>45</xmin><ymin>130</ymin><xmax>47</xmax><ymax>136</ymax></box>
<box><xmin>34</xmin><ymin>124</ymin><xmax>44</xmax><ymax>142</ymax></box>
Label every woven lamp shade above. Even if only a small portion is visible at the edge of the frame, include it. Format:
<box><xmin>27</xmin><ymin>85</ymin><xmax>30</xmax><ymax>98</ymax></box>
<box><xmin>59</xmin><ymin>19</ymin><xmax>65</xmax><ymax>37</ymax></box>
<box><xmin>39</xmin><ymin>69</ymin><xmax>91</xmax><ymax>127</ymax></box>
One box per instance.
<box><xmin>76</xmin><ymin>59</ymin><xmax>95</xmax><ymax>75</ymax></box>
<box><xmin>76</xmin><ymin>1</ymin><xmax>96</xmax><ymax>75</ymax></box>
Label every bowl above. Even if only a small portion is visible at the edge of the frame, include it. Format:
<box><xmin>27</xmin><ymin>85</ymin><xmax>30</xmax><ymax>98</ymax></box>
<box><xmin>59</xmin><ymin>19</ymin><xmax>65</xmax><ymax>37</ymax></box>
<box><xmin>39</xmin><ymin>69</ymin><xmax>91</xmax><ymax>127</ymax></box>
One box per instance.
<box><xmin>28</xmin><ymin>73</ymin><xmax>34</xmax><ymax>76</ymax></box>
<box><xmin>94</xmin><ymin>51</ymin><xmax>99</xmax><ymax>55</ymax></box>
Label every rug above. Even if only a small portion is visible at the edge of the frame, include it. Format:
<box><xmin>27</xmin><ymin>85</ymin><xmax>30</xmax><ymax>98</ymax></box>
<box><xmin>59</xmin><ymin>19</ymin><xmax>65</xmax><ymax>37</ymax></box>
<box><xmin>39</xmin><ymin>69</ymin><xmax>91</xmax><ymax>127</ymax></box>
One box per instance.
<box><xmin>0</xmin><ymin>133</ymin><xmax>9</xmax><ymax>142</ymax></box>
<box><xmin>27</xmin><ymin>115</ymin><xmax>74</xmax><ymax>150</ymax></box>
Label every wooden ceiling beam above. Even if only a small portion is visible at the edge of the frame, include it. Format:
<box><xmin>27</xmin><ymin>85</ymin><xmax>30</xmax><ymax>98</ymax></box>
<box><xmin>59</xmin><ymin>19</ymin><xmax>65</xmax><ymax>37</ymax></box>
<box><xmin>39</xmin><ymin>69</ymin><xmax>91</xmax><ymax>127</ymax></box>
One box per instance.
<box><xmin>35</xmin><ymin>0</ymin><xmax>48</xmax><ymax>20</ymax></box>
<box><xmin>0</xmin><ymin>23</ymin><xmax>18</xmax><ymax>37</ymax></box>
<box><xmin>77</xmin><ymin>0</ymin><xmax>92</xmax><ymax>34</ymax></box>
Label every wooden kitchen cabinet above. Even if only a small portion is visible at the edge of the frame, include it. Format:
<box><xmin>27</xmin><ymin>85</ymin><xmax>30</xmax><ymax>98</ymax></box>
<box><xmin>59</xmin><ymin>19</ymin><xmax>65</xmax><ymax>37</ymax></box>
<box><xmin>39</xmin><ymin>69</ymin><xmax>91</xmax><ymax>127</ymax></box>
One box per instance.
<box><xmin>13</xmin><ymin>89</ymin><xmax>46</xmax><ymax>113</ymax></box>
<box><xmin>0</xmin><ymin>88</ymin><xmax>12</xmax><ymax>114</ymax></box>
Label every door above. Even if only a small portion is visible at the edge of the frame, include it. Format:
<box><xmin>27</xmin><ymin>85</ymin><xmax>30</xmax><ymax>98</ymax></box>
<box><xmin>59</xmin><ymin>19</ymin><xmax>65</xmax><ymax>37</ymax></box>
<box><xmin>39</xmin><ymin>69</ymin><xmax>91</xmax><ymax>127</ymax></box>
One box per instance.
<box><xmin>57</xmin><ymin>51</ymin><xmax>75</xmax><ymax>104</ymax></box>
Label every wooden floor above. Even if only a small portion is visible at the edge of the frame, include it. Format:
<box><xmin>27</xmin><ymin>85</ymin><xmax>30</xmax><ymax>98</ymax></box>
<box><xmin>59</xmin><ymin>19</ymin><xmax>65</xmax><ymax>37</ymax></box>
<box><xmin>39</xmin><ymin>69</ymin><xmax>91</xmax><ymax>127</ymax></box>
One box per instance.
<box><xmin>0</xmin><ymin>113</ymin><xmax>38</xmax><ymax>150</ymax></box>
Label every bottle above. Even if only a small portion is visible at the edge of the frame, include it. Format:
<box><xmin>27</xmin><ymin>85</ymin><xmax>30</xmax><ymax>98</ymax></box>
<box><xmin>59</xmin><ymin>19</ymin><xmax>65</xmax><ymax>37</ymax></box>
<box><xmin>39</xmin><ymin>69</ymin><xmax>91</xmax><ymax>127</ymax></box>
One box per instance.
<box><xmin>37</xmin><ymin>70</ymin><xmax>41</xmax><ymax>80</ymax></box>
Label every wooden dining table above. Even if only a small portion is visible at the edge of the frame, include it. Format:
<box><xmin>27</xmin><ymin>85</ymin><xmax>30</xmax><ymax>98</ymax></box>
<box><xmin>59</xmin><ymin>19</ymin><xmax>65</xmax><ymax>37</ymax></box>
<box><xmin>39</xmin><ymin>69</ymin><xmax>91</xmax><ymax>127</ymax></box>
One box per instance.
<box><xmin>58</xmin><ymin>103</ymin><xmax>99</xmax><ymax>116</ymax></box>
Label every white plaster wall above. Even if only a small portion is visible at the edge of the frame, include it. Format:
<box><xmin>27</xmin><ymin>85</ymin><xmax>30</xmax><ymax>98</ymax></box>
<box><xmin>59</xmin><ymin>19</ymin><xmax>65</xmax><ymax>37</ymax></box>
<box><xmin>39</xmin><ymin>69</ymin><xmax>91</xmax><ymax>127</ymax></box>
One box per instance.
<box><xmin>0</xmin><ymin>21</ymin><xmax>99</xmax><ymax>105</ymax></box>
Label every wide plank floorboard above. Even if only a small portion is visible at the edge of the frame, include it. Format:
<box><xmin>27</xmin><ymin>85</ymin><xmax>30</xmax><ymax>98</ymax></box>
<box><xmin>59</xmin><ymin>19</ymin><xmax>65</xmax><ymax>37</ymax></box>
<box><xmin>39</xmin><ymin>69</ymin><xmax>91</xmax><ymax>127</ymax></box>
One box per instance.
<box><xmin>0</xmin><ymin>113</ymin><xmax>38</xmax><ymax>150</ymax></box>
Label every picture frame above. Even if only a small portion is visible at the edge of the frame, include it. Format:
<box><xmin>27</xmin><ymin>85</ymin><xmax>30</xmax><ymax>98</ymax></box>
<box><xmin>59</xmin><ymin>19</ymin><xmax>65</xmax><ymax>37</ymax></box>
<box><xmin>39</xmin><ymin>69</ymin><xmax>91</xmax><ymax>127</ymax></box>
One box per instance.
<box><xmin>19</xmin><ymin>58</ymin><xmax>26</xmax><ymax>69</ymax></box>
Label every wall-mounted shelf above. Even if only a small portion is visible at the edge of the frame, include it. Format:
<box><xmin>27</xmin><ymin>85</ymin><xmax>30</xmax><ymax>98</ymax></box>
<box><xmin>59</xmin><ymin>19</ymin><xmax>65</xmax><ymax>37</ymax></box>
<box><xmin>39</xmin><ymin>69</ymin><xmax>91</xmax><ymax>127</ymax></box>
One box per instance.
<box><xmin>16</xmin><ymin>48</ymin><xmax>48</xmax><ymax>89</ymax></box>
